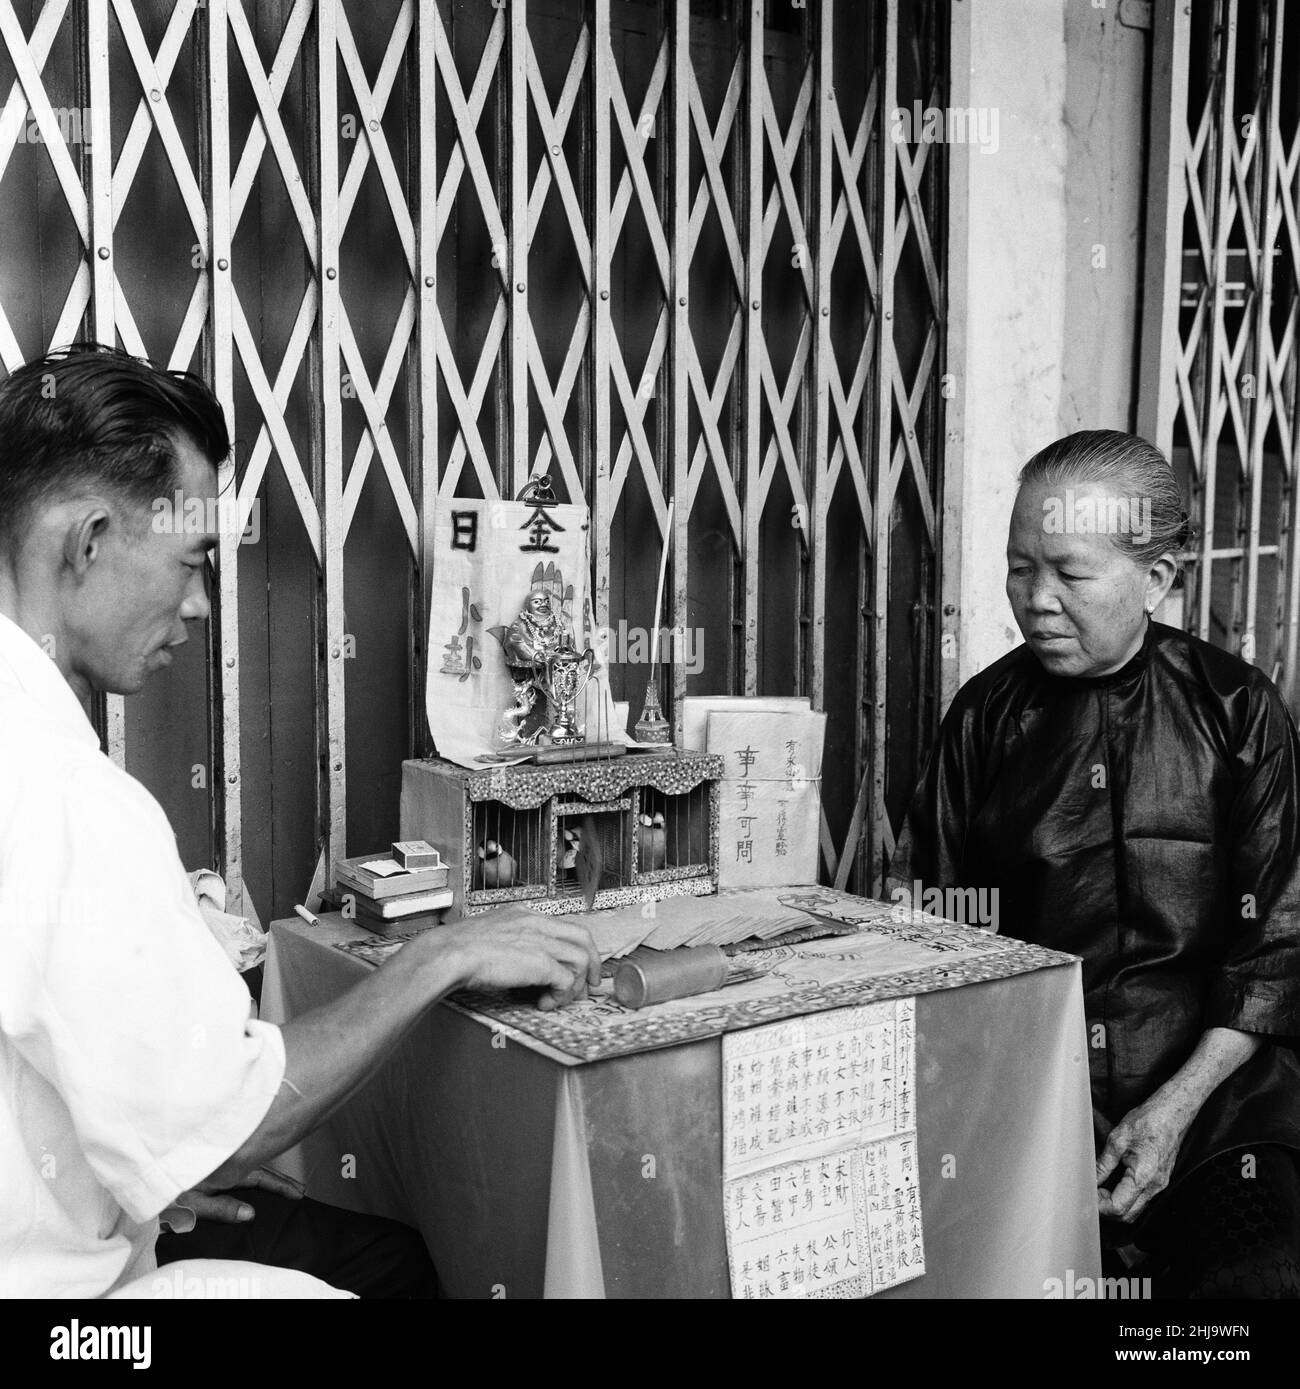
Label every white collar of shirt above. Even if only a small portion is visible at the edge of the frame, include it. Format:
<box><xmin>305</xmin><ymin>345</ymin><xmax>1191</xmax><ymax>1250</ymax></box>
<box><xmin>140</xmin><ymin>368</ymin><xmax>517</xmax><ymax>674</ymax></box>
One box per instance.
<box><xmin>0</xmin><ymin>610</ymin><xmax>99</xmax><ymax>748</ymax></box>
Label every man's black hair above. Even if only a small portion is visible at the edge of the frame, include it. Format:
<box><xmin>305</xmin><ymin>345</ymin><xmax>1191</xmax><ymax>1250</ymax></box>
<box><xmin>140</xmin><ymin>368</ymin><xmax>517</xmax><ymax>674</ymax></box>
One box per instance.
<box><xmin>0</xmin><ymin>343</ymin><xmax>230</xmax><ymax>551</ymax></box>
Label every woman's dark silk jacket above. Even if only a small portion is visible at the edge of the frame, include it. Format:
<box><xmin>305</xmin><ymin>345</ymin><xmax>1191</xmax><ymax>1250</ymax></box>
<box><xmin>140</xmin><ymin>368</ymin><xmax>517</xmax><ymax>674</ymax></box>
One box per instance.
<box><xmin>891</xmin><ymin>619</ymin><xmax>1300</xmax><ymax>1184</ymax></box>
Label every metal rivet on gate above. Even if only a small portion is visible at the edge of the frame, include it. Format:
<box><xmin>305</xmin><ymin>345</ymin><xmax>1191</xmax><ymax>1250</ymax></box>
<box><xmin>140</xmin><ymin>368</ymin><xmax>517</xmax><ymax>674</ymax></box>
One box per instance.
<box><xmin>216</xmin><ymin>258</ymin><xmax>229</xmax><ymax>271</ymax></box>
<box><xmin>226</xmin><ymin>657</ymin><xmax>236</xmax><ymax>668</ymax></box>
<box><xmin>752</xmin><ymin>299</ymin><xmax>760</xmax><ymax>310</ymax></box>
<box><xmin>551</xmin><ymin>144</ymin><xmax>560</xmax><ymax>156</ymax></box>
<box><xmin>228</xmin><ymin>772</ymin><xmax>238</xmax><ymax>785</ymax></box>
<box><xmin>679</xmin><ymin>296</ymin><xmax>687</xmax><ymax>306</ymax></box>
<box><xmin>331</xmin><ymin>648</ymin><xmax>340</xmax><ymax>659</ymax></box>
<box><xmin>424</xmin><ymin>275</ymin><xmax>435</xmax><ymax>287</ymax></box>
<box><xmin>600</xmin><ymin>289</ymin><xmax>609</xmax><ymax>300</ymax></box>
<box><xmin>369</xmin><ymin>119</ymin><xmax>379</xmax><ymax>132</ymax></box>
<box><xmin>326</xmin><ymin>267</ymin><xmax>337</xmax><ymax>279</ymax></box>
<box><xmin>884</xmin><ymin>309</ymin><xmax>892</xmax><ymax>319</ymax></box>
<box><xmin>97</xmin><ymin>246</ymin><xmax>110</xmax><ymax>260</ymax></box>
<box><xmin>150</xmin><ymin>89</ymin><xmax>161</xmax><ymax>103</ymax></box>
<box><xmin>333</xmin><ymin>761</ymin><xmax>343</xmax><ymax>772</ymax></box>
<box><xmin>821</xmin><ymin>306</ymin><xmax>830</xmax><ymax>316</ymax></box>
<box><xmin>517</xmin><ymin>281</ymin><xmax>526</xmax><ymax>292</ymax></box>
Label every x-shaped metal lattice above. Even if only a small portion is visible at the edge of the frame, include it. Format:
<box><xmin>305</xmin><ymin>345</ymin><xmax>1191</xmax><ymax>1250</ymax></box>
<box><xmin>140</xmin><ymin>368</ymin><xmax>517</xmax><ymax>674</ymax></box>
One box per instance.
<box><xmin>0</xmin><ymin>0</ymin><xmax>90</xmax><ymax>367</ymax></box>
<box><xmin>0</xmin><ymin>0</ymin><xmax>950</xmax><ymax>912</ymax></box>
<box><xmin>1156</xmin><ymin>0</ymin><xmax>1300</xmax><ymax>682</ymax></box>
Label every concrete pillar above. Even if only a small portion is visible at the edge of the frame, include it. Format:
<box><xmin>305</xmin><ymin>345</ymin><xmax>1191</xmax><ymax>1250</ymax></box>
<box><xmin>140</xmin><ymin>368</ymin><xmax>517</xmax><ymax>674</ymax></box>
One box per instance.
<box><xmin>946</xmin><ymin>0</ymin><xmax>1149</xmax><ymax>689</ymax></box>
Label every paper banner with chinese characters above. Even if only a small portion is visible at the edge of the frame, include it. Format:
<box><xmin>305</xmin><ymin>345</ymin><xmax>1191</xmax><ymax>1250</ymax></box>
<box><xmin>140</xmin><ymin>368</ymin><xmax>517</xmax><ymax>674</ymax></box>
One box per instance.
<box><xmin>424</xmin><ymin>500</ymin><xmax>629</xmax><ymax>767</ymax></box>
<box><xmin>722</xmin><ymin>1000</ymin><xmax>924</xmax><ymax>1299</ymax></box>
<box><xmin>706</xmin><ymin>708</ymin><xmax>826</xmax><ymax>888</ymax></box>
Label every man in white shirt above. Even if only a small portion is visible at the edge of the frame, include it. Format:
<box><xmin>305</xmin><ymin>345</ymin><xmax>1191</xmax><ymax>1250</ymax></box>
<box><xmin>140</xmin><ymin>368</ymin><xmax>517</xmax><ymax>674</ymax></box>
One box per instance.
<box><xmin>0</xmin><ymin>345</ymin><xmax>598</xmax><ymax>1298</ymax></box>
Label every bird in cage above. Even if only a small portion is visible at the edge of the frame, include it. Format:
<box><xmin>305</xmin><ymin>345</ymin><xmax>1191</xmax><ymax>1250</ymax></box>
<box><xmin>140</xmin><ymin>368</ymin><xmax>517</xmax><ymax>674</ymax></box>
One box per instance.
<box><xmin>636</xmin><ymin>810</ymin><xmax>667</xmax><ymax>871</ymax></box>
<box><xmin>575</xmin><ymin>813</ymin><xmax>602</xmax><ymax>911</ymax></box>
<box><xmin>558</xmin><ymin>824</ymin><xmax>582</xmax><ymax>877</ymax></box>
<box><xmin>477</xmin><ymin>839</ymin><xmax>516</xmax><ymax>888</ymax></box>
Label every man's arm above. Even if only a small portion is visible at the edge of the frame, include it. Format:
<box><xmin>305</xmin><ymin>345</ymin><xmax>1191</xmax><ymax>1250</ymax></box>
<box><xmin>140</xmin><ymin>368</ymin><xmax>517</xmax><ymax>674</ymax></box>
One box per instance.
<box><xmin>1095</xmin><ymin>1026</ymin><xmax>1264</xmax><ymax>1222</ymax></box>
<box><xmin>200</xmin><ymin>912</ymin><xmax>598</xmax><ymax>1191</ymax></box>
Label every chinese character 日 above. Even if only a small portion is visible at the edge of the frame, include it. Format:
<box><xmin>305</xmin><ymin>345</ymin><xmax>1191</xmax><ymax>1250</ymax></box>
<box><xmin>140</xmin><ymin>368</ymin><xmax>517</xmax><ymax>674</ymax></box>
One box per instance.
<box><xmin>450</xmin><ymin>510</ymin><xmax>479</xmax><ymax>551</ymax></box>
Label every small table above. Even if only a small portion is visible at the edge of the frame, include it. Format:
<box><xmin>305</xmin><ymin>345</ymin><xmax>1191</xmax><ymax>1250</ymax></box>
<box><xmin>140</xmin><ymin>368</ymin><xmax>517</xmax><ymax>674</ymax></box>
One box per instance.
<box><xmin>262</xmin><ymin>911</ymin><xmax>1100</xmax><ymax>1298</ymax></box>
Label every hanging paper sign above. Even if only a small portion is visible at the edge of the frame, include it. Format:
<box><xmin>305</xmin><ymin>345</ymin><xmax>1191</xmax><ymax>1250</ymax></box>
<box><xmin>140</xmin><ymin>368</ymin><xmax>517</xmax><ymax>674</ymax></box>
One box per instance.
<box><xmin>425</xmin><ymin>499</ymin><xmax>628</xmax><ymax>768</ymax></box>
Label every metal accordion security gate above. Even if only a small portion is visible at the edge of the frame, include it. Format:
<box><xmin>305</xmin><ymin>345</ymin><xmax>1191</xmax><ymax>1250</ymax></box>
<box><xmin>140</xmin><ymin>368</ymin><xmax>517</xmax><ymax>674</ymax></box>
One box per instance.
<box><xmin>0</xmin><ymin>0</ymin><xmax>947</xmax><ymax>921</ymax></box>
<box><xmin>1140</xmin><ymin>0</ymin><xmax>1300</xmax><ymax>708</ymax></box>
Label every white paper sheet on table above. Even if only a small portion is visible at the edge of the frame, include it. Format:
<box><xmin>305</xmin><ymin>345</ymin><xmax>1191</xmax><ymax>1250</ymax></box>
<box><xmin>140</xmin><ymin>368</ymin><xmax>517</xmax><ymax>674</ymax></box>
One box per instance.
<box><xmin>722</xmin><ymin>1000</ymin><xmax>924</xmax><ymax>1299</ymax></box>
<box><xmin>360</xmin><ymin>859</ymin><xmax>406</xmax><ymax>877</ymax></box>
<box><xmin>633</xmin><ymin>891</ymin><xmax>823</xmax><ymax>951</ymax></box>
<box><xmin>520</xmin><ymin>891</ymin><xmax>826</xmax><ymax>960</ymax></box>
<box><xmin>335</xmin><ymin>888</ymin><xmax>1010</xmax><ymax>986</ymax></box>
<box><xmin>328</xmin><ymin>894</ymin><xmax>827</xmax><ymax>971</ymax></box>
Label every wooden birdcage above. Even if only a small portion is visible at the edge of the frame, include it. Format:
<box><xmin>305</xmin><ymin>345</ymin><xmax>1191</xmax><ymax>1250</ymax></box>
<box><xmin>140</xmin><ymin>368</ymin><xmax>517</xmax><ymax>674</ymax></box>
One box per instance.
<box><xmin>399</xmin><ymin>752</ymin><xmax>721</xmax><ymax>916</ymax></box>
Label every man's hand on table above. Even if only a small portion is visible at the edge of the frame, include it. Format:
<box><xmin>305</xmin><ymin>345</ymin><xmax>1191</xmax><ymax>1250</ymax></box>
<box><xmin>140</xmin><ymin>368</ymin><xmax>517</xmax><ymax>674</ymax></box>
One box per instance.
<box><xmin>165</xmin><ymin>1167</ymin><xmax>305</xmax><ymax>1229</ymax></box>
<box><xmin>432</xmin><ymin>910</ymin><xmax>601</xmax><ymax>1011</ymax></box>
<box><xmin>199</xmin><ymin>910</ymin><xmax>601</xmax><ymax>1189</ymax></box>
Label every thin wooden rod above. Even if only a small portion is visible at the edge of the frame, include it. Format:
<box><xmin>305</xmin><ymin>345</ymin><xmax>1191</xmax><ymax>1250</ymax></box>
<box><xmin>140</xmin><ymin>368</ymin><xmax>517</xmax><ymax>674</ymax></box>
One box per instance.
<box><xmin>671</xmin><ymin>0</ymin><xmax>691</xmax><ymax>740</ymax></box>
<box><xmin>415</xmin><ymin>0</ymin><xmax>439</xmax><ymax>756</ymax></box>
<box><xmin>509</xmin><ymin>0</ymin><xmax>530</xmax><ymax>496</ymax></box>
<box><xmin>593</xmin><ymin>0</ymin><xmax>613</xmax><ymax>630</ymax></box>
<box><xmin>1198</xmin><ymin>0</ymin><xmax>1237</xmax><ymax>641</ymax></box>
<box><xmin>741</xmin><ymin>0</ymin><xmax>763</xmax><ymax>694</ymax></box>
<box><xmin>206</xmin><ymin>0</ymin><xmax>248</xmax><ymax>915</ymax></box>
<box><xmin>317</xmin><ymin>0</ymin><xmax>347</xmax><ymax>889</ymax></box>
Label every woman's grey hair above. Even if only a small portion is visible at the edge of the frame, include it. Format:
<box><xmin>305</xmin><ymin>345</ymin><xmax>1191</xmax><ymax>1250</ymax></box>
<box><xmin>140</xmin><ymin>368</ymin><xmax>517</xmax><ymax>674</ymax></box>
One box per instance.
<box><xmin>1017</xmin><ymin>429</ymin><xmax>1191</xmax><ymax>571</ymax></box>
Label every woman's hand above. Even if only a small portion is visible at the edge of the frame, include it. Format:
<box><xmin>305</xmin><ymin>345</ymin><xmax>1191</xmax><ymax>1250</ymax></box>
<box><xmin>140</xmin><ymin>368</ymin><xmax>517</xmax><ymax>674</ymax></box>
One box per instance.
<box><xmin>1095</xmin><ymin>1027</ymin><xmax>1265</xmax><ymax>1223</ymax></box>
<box><xmin>1095</xmin><ymin>1090</ymin><xmax>1193</xmax><ymax>1222</ymax></box>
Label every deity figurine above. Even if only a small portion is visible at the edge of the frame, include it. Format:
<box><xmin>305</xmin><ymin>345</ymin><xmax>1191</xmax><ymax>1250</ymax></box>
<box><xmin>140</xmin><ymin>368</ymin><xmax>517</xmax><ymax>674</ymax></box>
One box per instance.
<box><xmin>498</xmin><ymin>588</ymin><xmax>571</xmax><ymax>746</ymax></box>
<box><xmin>503</xmin><ymin>589</ymin><xmax>568</xmax><ymax>670</ymax></box>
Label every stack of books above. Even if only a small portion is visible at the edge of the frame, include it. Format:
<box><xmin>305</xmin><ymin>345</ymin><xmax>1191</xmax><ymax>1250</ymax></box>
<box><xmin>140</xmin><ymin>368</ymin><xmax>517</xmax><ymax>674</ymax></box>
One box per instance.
<box><xmin>336</xmin><ymin>840</ymin><xmax>451</xmax><ymax>937</ymax></box>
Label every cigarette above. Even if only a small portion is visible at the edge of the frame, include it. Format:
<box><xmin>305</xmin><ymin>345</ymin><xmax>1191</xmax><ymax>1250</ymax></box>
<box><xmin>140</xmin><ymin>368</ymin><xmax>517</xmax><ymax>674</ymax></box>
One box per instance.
<box><xmin>294</xmin><ymin>904</ymin><xmax>320</xmax><ymax>927</ymax></box>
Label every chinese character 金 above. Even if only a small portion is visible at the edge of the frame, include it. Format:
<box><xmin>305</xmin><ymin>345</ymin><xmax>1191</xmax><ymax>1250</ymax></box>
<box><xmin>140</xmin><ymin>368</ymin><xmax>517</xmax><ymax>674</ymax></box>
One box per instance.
<box><xmin>518</xmin><ymin>504</ymin><xmax>565</xmax><ymax>554</ymax></box>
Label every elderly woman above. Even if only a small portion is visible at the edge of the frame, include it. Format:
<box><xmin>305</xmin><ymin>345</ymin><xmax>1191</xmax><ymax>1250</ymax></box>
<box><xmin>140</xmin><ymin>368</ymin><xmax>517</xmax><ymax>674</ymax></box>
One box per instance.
<box><xmin>892</xmin><ymin>430</ymin><xmax>1300</xmax><ymax>1297</ymax></box>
